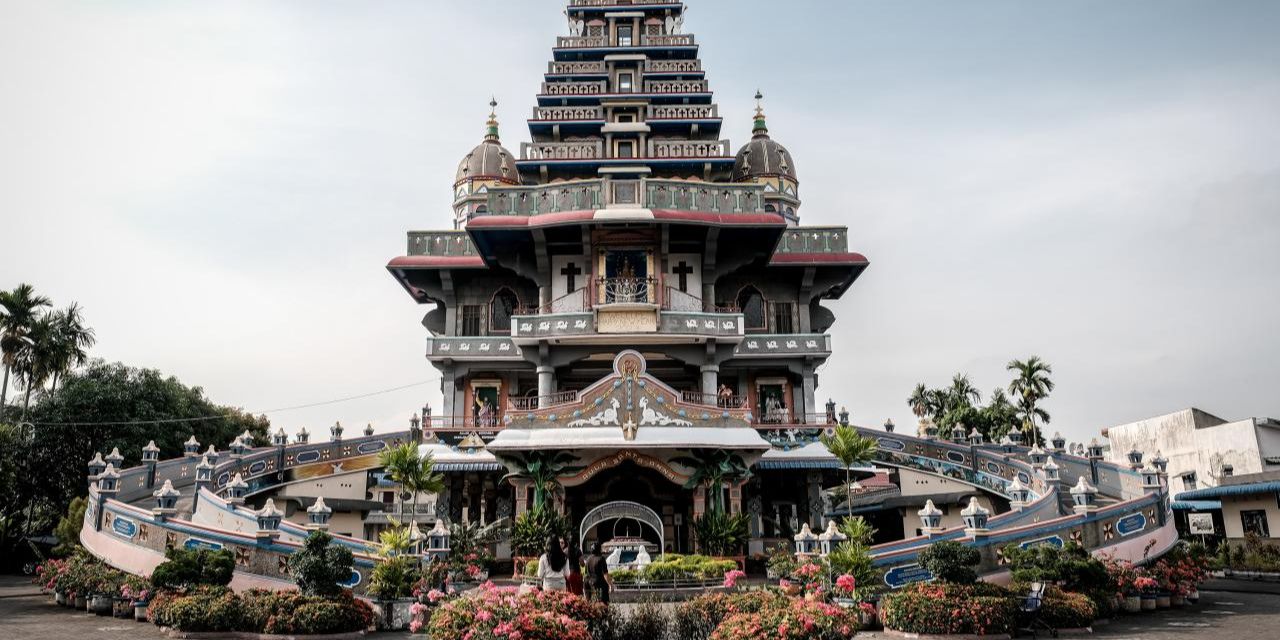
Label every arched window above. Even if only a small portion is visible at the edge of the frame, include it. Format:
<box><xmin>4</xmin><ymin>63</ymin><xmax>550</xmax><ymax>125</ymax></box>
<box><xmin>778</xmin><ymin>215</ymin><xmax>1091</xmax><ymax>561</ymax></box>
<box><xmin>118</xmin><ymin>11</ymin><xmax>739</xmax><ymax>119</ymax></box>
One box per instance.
<box><xmin>764</xmin><ymin>204</ymin><xmax>777</xmax><ymax>213</ymax></box>
<box><xmin>737</xmin><ymin>286</ymin><xmax>767</xmax><ymax>331</ymax></box>
<box><xmin>490</xmin><ymin>288</ymin><xmax>520</xmax><ymax>334</ymax></box>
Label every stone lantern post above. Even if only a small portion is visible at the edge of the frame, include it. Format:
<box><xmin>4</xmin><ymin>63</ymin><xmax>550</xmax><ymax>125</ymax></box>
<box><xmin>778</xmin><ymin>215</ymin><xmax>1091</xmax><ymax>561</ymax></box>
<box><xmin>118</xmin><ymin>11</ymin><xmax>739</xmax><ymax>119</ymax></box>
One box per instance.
<box><xmin>1042</xmin><ymin>457</ymin><xmax>1061</xmax><ymax>483</ymax></box>
<box><xmin>105</xmin><ymin>447</ymin><xmax>125</xmax><ymax>470</ymax></box>
<box><xmin>818</xmin><ymin>520</ymin><xmax>847</xmax><ymax>556</ymax></box>
<box><xmin>331</xmin><ymin>421</ymin><xmax>344</xmax><ymax>443</ymax></box>
<box><xmin>296</xmin><ymin>427</ymin><xmax>310</xmax><ymax>444</ymax></box>
<box><xmin>226</xmin><ymin>473</ymin><xmax>249</xmax><ymax>506</ymax></box>
<box><xmin>793</xmin><ymin>522</ymin><xmax>819</xmax><ymax>558</ymax></box>
<box><xmin>968</xmin><ymin>428</ymin><xmax>984</xmax><ymax>446</ymax></box>
<box><xmin>307</xmin><ymin>497</ymin><xmax>333</xmax><ymax>531</ymax></box>
<box><xmin>951</xmin><ymin>424</ymin><xmax>967</xmax><ymax>444</ymax></box>
<box><xmin>272</xmin><ymin>428</ymin><xmax>288</xmax><ymax>447</ymax></box>
<box><xmin>918</xmin><ymin>499</ymin><xmax>944</xmax><ymax>536</ymax></box>
<box><xmin>256</xmin><ymin>499</ymin><xmax>284</xmax><ymax>542</ymax></box>
<box><xmin>1007</xmin><ymin>477</ymin><xmax>1031</xmax><ymax>510</ymax></box>
<box><xmin>141</xmin><ymin>440</ymin><xmax>161</xmax><ymax>488</ymax></box>
<box><xmin>426</xmin><ymin>520</ymin><xmax>451</xmax><ymax>562</ymax></box>
<box><xmin>183</xmin><ymin>436</ymin><xmax>201</xmax><ymax>457</ymax></box>
<box><xmin>1028</xmin><ymin>444</ymin><xmax>1048</xmax><ymax>468</ymax></box>
<box><xmin>1070</xmin><ymin>476</ymin><xmax>1099</xmax><ymax>514</ymax></box>
<box><xmin>961</xmin><ymin>497</ymin><xmax>990</xmax><ymax>538</ymax></box>
<box><xmin>1126</xmin><ymin>448</ymin><xmax>1144</xmax><ymax>471</ymax></box>
<box><xmin>1050</xmin><ymin>432</ymin><xmax>1066</xmax><ymax>453</ymax></box>
<box><xmin>87</xmin><ymin>452</ymin><xmax>107</xmax><ymax>483</ymax></box>
<box><xmin>153</xmin><ymin>480</ymin><xmax>180</xmax><ymax>521</ymax></box>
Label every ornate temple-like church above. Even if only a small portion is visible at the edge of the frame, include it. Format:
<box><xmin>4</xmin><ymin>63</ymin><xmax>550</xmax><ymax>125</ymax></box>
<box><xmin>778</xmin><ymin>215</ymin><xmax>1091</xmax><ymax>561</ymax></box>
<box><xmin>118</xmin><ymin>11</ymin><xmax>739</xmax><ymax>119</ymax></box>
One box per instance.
<box><xmin>386</xmin><ymin>0</ymin><xmax>868</xmax><ymax>556</ymax></box>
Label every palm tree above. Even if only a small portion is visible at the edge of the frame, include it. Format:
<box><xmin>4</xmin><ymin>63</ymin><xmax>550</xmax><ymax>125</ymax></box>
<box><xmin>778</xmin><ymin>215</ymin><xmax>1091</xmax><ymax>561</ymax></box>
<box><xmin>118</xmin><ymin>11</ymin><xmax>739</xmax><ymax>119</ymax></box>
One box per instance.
<box><xmin>0</xmin><ymin>284</ymin><xmax>51</xmax><ymax>414</ymax></box>
<box><xmin>820</xmin><ymin>425</ymin><xmax>879</xmax><ymax>516</ymax></box>
<box><xmin>15</xmin><ymin>313</ymin><xmax>58</xmax><ymax>419</ymax></box>
<box><xmin>378</xmin><ymin>443</ymin><xmax>445</xmax><ymax>527</ymax></box>
<box><xmin>948</xmin><ymin>374</ymin><xmax>982</xmax><ymax>411</ymax></box>
<box><xmin>1008</xmin><ymin>356</ymin><xmax>1055</xmax><ymax>447</ymax></box>
<box><xmin>671</xmin><ymin>449</ymin><xmax>752</xmax><ymax>513</ymax></box>
<box><xmin>500</xmin><ymin>451</ymin><xmax>582</xmax><ymax>511</ymax></box>
<box><xmin>46</xmin><ymin>303</ymin><xmax>96</xmax><ymax>393</ymax></box>
<box><xmin>908</xmin><ymin>383</ymin><xmax>930</xmax><ymax>418</ymax></box>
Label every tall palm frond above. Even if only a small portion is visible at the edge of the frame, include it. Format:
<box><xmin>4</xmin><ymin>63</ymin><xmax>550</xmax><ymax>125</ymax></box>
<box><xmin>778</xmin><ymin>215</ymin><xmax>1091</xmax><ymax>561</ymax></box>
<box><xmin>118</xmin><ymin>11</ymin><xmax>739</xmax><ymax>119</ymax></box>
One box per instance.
<box><xmin>0</xmin><ymin>284</ymin><xmax>52</xmax><ymax>412</ymax></box>
<box><xmin>821</xmin><ymin>425</ymin><xmax>879</xmax><ymax>514</ymax></box>
<box><xmin>1008</xmin><ymin>356</ymin><xmax>1054</xmax><ymax>447</ymax></box>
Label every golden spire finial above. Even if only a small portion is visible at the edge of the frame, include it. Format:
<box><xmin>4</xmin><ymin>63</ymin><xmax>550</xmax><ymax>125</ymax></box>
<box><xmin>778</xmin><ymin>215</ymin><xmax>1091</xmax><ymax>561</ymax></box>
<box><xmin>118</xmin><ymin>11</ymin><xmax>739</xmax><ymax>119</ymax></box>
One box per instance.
<box><xmin>485</xmin><ymin>97</ymin><xmax>500</xmax><ymax>142</ymax></box>
<box><xmin>753</xmin><ymin>90</ymin><xmax>768</xmax><ymax>136</ymax></box>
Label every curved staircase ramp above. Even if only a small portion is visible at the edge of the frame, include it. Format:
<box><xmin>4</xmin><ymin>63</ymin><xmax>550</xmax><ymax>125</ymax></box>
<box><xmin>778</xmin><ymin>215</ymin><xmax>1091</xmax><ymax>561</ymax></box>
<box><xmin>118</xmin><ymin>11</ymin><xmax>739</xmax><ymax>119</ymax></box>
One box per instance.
<box><xmin>82</xmin><ymin>428</ymin><xmax>1175</xmax><ymax>593</ymax></box>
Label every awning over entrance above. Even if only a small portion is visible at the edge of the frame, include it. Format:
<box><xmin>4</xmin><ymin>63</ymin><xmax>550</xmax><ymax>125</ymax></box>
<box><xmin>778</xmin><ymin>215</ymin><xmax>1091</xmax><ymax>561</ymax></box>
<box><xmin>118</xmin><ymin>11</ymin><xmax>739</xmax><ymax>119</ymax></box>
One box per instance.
<box><xmin>487</xmin><ymin>426</ymin><xmax>772</xmax><ymax>452</ymax></box>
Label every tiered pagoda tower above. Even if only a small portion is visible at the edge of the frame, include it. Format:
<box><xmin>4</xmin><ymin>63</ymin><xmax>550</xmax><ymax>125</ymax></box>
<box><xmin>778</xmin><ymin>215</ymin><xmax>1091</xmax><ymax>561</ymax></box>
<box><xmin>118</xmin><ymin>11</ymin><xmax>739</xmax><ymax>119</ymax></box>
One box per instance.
<box><xmin>389</xmin><ymin>0</ymin><xmax>869</xmax><ymax>554</ymax></box>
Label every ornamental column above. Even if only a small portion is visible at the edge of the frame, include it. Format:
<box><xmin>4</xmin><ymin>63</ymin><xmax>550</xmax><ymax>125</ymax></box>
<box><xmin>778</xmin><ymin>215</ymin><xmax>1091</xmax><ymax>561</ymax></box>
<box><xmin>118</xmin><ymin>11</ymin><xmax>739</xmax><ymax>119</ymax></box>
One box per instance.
<box><xmin>700</xmin><ymin>364</ymin><xmax>719</xmax><ymax>398</ymax></box>
<box><xmin>537</xmin><ymin>366</ymin><xmax>556</xmax><ymax>406</ymax></box>
<box><xmin>801</xmin><ymin>365</ymin><xmax>817</xmax><ymax>422</ymax></box>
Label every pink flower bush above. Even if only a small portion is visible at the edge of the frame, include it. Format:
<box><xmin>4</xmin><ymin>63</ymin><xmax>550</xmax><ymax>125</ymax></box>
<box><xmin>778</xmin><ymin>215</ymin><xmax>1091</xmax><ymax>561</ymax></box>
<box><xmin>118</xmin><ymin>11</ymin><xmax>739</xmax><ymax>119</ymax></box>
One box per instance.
<box><xmin>710</xmin><ymin>596</ymin><xmax>859</xmax><ymax>640</ymax></box>
<box><xmin>424</xmin><ymin>583</ymin><xmax>607</xmax><ymax>639</ymax></box>
<box><xmin>835</xmin><ymin>574</ymin><xmax>856</xmax><ymax>595</ymax></box>
<box><xmin>794</xmin><ymin>563</ymin><xmax>823</xmax><ymax>579</ymax></box>
<box><xmin>723</xmin><ymin>569</ymin><xmax>748</xmax><ymax>589</ymax></box>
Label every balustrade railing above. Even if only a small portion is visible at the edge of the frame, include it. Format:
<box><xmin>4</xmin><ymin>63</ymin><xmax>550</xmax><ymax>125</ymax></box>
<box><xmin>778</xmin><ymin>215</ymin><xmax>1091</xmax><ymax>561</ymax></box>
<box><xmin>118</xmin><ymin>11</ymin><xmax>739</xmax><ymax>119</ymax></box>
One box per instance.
<box><xmin>642</xmin><ymin>34</ymin><xmax>695</xmax><ymax>46</ymax></box>
<box><xmin>421</xmin><ymin>415</ymin><xmax>506</xmax><ymax>431</ymax></box>
<box><xmin>556</xmin><ymin>35</ymin><xmax>609</xmax><ymax>49</ymax></box>
<box><xmin>541</xmin><ymin>80</ymin><xmax>608</xmax><ymax>96</ymax></box>
<box><xmin>647</xmin><ymin>139</ymin><xmax>731</xmax><ymax>158</ymax></box>
<box><xmin>484</xmin><ymin>180</ymin><xmax>604</xmax><ymax>216</ymax></box>
<box><xmin>644</xmin><ymin>79</ymin><xmax>709</xmax><ymax>94</ymax></box>
<box><xmin>407</xmin><ymin>231</ymin><xmax>478</xmax><ymax>257</ymax></box>
<box><xmin>532</xmin><ymin>106</ymin><xmax>604</xmax><ymax>121</ymax></box>
<box><xmin>508</xmin><ymin>390</ymin><xmax>580</xmax><ymax>412</ymax></box>
<box><xmin>681</xmin><ymin>391</ymin><xmax>749</xmax><ymax>409</ymax></box>
<box><xmin>663</xmin><ymin>286</ymin><xmax>702</xmax><ymax>312</ymax></box>
<box><xmin>645</xmin><ymin>59</ymin><xmax>702</xmax><ymax>73</ymax></box>
<box><xmin>753</xmin><ymin>413</ymin><xmax>839</xmax><ymax>427</ymax></box>
<box><xmin>520</xmin><ymin>141</ymin><xmax>605</xmax><ymax>161</ymax></box>
<box><xmin>647</xmin><ymin>104</ymin><xmax>717</xmax><ymax>120</ymax></box>
<box><xmin>644</xmin><ymin>179</ymin><xmax>764</xmax><ymax>212</ymax></box>
<box><xmin>774</xmin><ymin>227</ymin><xmax>851</xmax><ymax>254</ymax></box>
<box><xmin>599</xmin><ymin>276</ymin><xmax>654</xmax><ymax>304</ymax></box>
<box><xmin>477</xmin><ymin>179</ymin><xmax>766</xmax><ymax>217</ymax></box>
<box><xmin>515</xmin><ymin>289</ymin><xmax>591</xmax><ymax>315</ymax></box>
<box><xmin>549</xmin><ymin>61</ymin><xmax>607</xmax><ymax>74</ymax></box>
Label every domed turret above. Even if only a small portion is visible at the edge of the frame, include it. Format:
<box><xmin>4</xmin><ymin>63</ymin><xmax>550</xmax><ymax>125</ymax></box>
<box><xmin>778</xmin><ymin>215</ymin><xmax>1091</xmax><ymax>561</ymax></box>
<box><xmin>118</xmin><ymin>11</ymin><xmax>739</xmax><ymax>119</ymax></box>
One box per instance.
<box><xmin>453</xmin><ymin>99</ymin><xmax>520</xmax><ymax>227</ymax></box>
<box><xmin>733</xmin><ymin>92</ymin><xmax>801</xmax><ymax>220</ymax></box>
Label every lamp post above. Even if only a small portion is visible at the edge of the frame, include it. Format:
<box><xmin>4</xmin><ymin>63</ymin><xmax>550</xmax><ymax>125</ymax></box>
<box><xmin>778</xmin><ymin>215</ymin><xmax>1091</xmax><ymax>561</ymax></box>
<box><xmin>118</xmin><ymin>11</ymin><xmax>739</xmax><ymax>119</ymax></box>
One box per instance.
<box><xmin>883</xmin><ymin>418</ymin><xmax>895</xmax><ymax>433</ymax></box>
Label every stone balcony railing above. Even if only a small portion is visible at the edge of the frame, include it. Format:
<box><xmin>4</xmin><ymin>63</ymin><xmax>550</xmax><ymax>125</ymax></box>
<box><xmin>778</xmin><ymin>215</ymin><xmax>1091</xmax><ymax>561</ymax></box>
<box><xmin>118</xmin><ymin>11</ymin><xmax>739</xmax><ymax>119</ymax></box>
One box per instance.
<box><xmin>477</xmin><ymin>178</ymin><xmax>766</xmax><ymax>217</ymax></box>
<box><xmin>643</xmin><ymin>179</ymin><xmax>765</xmax><ymax>212</ymax></box>
<box><xmin>646</xmin><ymin>59</ymin><xmax>701</xmax><ymax>73</ymax></box>
<box><xmin>642</xmin><ymin>34</ymin><xmax>695</xmax><ymax>46</ymax></box>
<box><xmin>549</xmin><ymin>60</ymin><xmax>607</xmax><ymax>74</ymax></box>
<box><xmin>648</xmin><ymin>139</ymin><xmax>731</xmax><ymax>158</ymax></box>
<box><xmin>485</xmin><ymin>179</ymin><xmax>606</xmax><ymax>215</ymax></box>
<box><xmin>774</xmin><ymin>227</ymin><xmax>850</xmax><ymax>254</ymax></box>
<box><xmin>520</xmin><ymin>140</ymin><xmax>605</xmax><ymax>161</ymax></box>
<box><xmin>556</xmin><ymin>35</ymin><xmax>609</xmax><ymax>49</ymax></box>
<box><xmin>407</xmin><ymin>230</ymin><xmax>478</xmax><ymax>257</ymax></box>
<box><xmin>647</xmin><ymin>104</ymin><xmax>718</xmax><ymax>120</ymax></box>
<box><xmin>541</xmin><ymin>80</ymin><xmax>608</xmax><ymax>96</ymax></box>
<box><xmin>644</xmin><ymin>79</ymin><xmax>709</xmax><ymax>93</ymax></box>
<box><xmin>532</xmin><ymin>105</ymin><xmax>605</xmax><ymax>121</ymax></box>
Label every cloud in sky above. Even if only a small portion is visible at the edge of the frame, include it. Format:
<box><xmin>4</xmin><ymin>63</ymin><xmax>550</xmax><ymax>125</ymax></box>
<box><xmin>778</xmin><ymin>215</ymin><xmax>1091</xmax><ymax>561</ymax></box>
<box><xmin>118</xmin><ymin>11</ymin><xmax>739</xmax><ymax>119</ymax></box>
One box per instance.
<box><xmin>1</xmin><ymin>0</ymin><xmax>1277</xmax><ymax>441</ymax></box>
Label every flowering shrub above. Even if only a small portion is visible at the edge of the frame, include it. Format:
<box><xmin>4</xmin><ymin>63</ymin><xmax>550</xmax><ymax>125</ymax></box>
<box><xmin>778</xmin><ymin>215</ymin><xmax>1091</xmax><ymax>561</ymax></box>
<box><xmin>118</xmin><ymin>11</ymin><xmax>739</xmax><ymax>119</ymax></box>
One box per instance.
<box><xmin>35</xmin><ymin>552</ymin><xmax>127</xmax><ymax>598</ymax></box>
<box><xmin>424</xmin><ymin>582</ymin><xmax>608</xmax><ymax>640</ymax></box>
<box><xmin>834</xmin><ymin>574</ymin><xmax>856</xmax><ymax>596</ymax></box>
<box><xmin>1032</xmin><ymin>588</ymin><xmax>1097</xmax><ymax>629</ymax></box>
<box><xmin>149</xmin><ymin>586</ymin><xmax>374</xmax><ymax>634</ymax></box>
<box><xmin>710</xmin><ymin>597</ymin><xmax>859</xmax><ymax>640</ymax></box>
<box><xmin>120</xmin><ymin>574</ymin><xmax>152</xmax><ymax>603</ymax></box>
<box><xmin>881</xmin><ymin>582</ymin><xmax>1017</xmax><ymax>636</ymax></box>
<box><xmin>723</xmin><ymin>570</ymin><xmax>747</xmax><ymax>589</ymax></box>
<box><xmin>673</xmin><ymin>591</ymin><xmax>792</xmax><ymax>640</ymax></box>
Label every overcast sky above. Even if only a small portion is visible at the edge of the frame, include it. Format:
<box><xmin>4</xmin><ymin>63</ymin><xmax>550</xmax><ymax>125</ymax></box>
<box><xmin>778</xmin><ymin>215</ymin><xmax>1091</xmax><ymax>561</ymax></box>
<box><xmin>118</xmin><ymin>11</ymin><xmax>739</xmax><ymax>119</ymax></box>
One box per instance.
<box><xmin>2</xmin><ymin>0</ymin><xmax>1277</xmax><ymax>443</ymax></box>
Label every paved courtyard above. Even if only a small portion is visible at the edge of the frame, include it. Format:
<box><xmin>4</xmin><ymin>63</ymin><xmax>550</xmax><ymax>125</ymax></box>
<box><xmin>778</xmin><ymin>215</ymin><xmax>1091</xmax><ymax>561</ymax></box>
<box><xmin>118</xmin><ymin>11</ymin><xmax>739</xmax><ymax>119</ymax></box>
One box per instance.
<box><xmin>2</xmin><ymin>575</ymin><xmax>1278</xmax><ymax>639</ymax></box>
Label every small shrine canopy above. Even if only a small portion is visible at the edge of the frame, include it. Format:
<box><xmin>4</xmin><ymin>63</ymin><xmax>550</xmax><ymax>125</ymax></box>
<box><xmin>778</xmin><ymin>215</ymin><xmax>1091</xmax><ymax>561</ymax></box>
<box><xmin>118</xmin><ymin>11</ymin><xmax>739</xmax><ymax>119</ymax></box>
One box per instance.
<box><xmin>487</xmin><ymin>426</ymin><xmax>771</xmax><ymax>452</ymax></box>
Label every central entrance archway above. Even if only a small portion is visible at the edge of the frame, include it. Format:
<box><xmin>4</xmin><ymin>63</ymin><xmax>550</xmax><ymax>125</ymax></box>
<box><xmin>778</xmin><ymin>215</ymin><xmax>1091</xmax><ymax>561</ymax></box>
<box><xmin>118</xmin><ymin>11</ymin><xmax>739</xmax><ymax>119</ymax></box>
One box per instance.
<box><xmin>578</xmin><ymin>501</ymin><xmax>665</xmax><ymax>552</ymax></box>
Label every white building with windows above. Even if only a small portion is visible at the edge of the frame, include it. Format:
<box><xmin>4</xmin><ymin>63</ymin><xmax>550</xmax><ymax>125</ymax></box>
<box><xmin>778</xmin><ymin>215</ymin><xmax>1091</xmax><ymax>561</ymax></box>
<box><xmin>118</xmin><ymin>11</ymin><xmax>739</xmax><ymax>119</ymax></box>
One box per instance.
<box><xmin>1103</xmin><ymin>408</ymin><xmax>1280</xmax><ymax>493</ymax></box>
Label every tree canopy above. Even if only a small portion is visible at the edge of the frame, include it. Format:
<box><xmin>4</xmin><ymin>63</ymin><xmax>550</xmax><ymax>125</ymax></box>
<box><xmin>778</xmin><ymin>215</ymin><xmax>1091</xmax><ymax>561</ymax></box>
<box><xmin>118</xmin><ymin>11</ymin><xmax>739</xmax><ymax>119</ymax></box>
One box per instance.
<box><xmin>13</xmin><ymin>360</ymin><xmax>269</xmax><ymax>541</ymax></box>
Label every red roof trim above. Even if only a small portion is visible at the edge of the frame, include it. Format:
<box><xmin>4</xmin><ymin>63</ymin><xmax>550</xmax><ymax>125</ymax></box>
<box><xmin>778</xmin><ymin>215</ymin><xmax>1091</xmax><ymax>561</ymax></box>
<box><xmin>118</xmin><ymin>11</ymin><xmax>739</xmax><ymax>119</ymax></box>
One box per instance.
<box><xmin>651</xmin><ymin>210</ymin><xmax>787</xmax><ymax>226</ymax></box>
<box><xmin>769</xmin><ymin>252</ymin><xmax>869</xmax><ymax>266</ymax></box>
<box><xmin>386</xmin><ymin>256</ymin><xmax>486</xmax><ymax>269</ymax></box>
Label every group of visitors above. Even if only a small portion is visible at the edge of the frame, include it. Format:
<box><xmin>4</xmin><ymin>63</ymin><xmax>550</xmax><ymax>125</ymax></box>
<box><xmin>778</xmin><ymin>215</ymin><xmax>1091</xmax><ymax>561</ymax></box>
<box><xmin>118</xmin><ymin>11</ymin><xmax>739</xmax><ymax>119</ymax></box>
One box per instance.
<box><xmin>536</xmin><ymin>535</ymin><xmax>613</xmax><ymax>603</ymax></box>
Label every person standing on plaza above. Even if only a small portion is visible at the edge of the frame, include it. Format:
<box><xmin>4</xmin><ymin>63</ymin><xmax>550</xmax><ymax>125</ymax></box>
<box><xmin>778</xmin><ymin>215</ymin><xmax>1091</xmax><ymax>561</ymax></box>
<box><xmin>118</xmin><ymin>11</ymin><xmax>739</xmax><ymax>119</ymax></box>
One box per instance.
<box><xmin>537</xmin><ymin>535</ymin><xmax>570</xmax><ymax>591</ymax></box>
<box><xmin>566</xmin><ymin>541</ymin><xmax>584</xmax><ymax>596</ymax></box>
<box><xmin>584</xmin><ymin>541</ymin><xmax>613</xmax><ymax>604</ymax></box>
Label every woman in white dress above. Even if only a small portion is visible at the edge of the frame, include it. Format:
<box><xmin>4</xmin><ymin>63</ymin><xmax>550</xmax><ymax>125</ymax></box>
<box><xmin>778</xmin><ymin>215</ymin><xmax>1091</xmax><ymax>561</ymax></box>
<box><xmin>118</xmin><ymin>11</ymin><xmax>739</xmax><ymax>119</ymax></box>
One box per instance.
<box><xmin>536</xmin><ymin>535</ymin><xmax>571</xmax><ymax>591</ymax></box>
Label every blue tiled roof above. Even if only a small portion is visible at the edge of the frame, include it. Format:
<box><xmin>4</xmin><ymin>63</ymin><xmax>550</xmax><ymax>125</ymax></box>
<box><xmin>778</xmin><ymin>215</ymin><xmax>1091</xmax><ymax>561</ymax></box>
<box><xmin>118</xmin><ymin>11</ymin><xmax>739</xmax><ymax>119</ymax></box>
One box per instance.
<box><xmin>436</xmin><ymin>462</ymin><xmax>503</xmax><ymax>472</ymax></box>
<box><xmin>754</xmin><ymin>460</ymin><xmax>845</xmax><ymax>470</ymax></box>
<box><xmin>1176</xmin><ymin>481</ymin><xmax>1280</xmax><ymax>500</ymax></box>
<box><xmin>1171</xmin><ymin>500</ymin><xmax>1221</xmax><ymax>511</ymax></box>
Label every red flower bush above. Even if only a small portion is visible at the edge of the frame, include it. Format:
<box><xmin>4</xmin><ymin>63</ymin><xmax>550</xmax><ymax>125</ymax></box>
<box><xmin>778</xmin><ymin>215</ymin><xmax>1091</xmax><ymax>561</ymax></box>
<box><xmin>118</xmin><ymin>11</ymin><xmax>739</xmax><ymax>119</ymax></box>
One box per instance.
<box><xmin>881</xmin><ymin>583</ymin><xmax>1018</xmax><ymax>636</ymax></box>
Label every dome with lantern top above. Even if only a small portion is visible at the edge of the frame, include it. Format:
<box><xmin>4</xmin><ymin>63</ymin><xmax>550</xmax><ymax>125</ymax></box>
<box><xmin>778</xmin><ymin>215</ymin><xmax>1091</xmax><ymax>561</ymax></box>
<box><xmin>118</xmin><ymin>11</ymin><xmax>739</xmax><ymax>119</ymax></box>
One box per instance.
<box><xmin>455</xmin><ymin>99</ymin><xmax>521</xmax><ymax>188</ymax></box>
<box><xmin>733</xmin><ymin>92</ymin><xmax>798</xmax><ymax>183</ymax></box>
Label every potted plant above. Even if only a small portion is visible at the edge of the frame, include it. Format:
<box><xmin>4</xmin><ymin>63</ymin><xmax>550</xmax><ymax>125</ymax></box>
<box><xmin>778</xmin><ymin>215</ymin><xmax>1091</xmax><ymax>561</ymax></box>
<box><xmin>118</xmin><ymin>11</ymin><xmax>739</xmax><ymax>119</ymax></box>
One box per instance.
<box><xmin>1135</xmin><ymin>576</ymin><xmax>1158</xmax><ymax>611</ymax></box>
<box><xmin>120</xmin><ymin>575</ymin><xmax>151</xmax><ymax>622</ymax></box>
